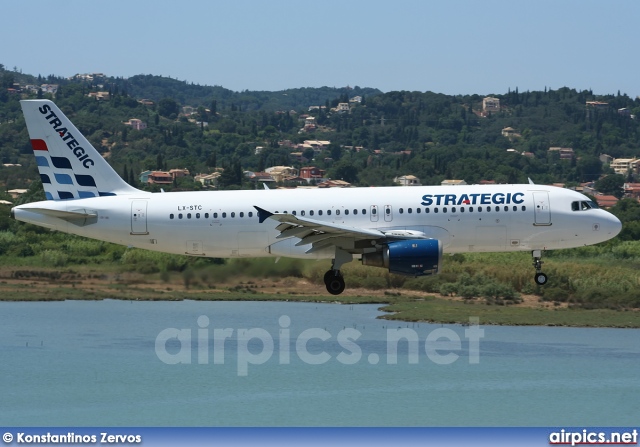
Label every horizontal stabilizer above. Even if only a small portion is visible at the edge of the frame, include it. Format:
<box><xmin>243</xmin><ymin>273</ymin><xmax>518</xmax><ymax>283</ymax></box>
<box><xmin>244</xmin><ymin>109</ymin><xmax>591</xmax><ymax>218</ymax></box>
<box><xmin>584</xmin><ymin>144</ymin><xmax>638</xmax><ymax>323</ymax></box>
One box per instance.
<box><xmin>26</xmin><ymin>208</ymin><xmax>97</xmax><ymax>219</ymax></box>
<box><xmin>19</xmin><ymin>207</ymin><xmax>98</xmax><ymax>226</ymax></box>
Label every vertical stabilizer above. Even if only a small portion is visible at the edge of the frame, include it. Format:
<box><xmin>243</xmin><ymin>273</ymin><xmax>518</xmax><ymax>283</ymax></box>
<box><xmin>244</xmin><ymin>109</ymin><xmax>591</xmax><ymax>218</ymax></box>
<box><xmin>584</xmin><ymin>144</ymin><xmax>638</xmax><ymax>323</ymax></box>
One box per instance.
<box><xmin>20</xmin><ymin>99</ymin><xmax>140</xmax><ymax>200</ymax></box>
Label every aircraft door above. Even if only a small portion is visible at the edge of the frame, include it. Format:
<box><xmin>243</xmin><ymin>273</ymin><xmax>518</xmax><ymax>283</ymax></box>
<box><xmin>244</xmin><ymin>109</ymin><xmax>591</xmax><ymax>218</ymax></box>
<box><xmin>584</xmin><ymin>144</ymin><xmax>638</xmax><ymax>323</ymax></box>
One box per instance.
<box><xmin>370</xmin><ymin>205</ymin><xmax>379</xmax><ymax>222</ymax></box>
<box><xmin>384</xmin><ymin>205</ymin><xmax>393</xmax><ymax>222</ymax></box>
<box><xmin>131</xmin><ymin>200</ymin><xmax>148</xmax><ymax>235</ymax></box>
<box><xmin>533</xmin><ymin>192</ymin><xmax>551</xmax><ymax>226</ymax></box>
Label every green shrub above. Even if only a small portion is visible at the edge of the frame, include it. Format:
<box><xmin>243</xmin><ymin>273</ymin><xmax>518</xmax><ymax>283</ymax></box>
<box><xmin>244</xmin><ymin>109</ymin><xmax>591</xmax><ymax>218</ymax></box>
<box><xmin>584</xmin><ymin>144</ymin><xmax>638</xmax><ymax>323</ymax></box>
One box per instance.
<box><xmin>40</xmin><ymin>250</ymin><xmax>69</xmax><ymax>267</ymax></box>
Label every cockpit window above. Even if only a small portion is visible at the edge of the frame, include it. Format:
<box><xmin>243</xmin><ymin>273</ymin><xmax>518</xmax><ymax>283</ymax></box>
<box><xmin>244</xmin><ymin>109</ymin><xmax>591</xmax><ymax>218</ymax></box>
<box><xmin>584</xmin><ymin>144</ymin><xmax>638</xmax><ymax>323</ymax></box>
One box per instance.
<box><xmin>572</xmin><ymin>200</ymin><xmax>599</xmax><ymax>211</ymax></box>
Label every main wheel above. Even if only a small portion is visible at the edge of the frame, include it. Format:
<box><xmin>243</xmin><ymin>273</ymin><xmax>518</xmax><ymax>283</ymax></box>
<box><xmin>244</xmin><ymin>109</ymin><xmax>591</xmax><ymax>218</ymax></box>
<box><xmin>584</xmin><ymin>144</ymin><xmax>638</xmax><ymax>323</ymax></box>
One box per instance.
<box><xmin>324</xmin><ymin>270</ymin><xmax>346</xmax><ymax>295</ymax></box>
<box><xmin>534</xmin><ymin>272</ymin><xmax>548</xmax><ymax>285</ymax></box>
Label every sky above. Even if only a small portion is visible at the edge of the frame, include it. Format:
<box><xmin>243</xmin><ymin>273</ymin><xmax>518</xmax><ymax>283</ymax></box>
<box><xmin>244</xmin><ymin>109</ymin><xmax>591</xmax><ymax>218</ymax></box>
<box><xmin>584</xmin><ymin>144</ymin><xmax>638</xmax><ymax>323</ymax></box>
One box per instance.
<box><xmin>2</xmin><ymin>0</ymin><xmax>638</xmax><ymax>97</ymax></box>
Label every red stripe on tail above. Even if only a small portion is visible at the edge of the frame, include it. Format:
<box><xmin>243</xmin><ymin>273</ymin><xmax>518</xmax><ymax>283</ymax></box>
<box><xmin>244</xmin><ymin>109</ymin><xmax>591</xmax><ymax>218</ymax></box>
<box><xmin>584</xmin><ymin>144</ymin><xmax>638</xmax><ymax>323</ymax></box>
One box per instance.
<box><xmin>31</xmin><ymin>139</ymin><xmax>48</xmax><ymax>151</ymax></box>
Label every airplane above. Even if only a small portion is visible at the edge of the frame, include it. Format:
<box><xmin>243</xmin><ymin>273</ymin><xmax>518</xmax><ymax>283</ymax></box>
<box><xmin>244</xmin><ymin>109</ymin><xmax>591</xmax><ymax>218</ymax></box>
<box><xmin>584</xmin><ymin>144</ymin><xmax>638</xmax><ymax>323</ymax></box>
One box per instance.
<box><xmin>11</xmin><ymin>100</ymin><xmax>622</xmax><ymax>295</ymax></box>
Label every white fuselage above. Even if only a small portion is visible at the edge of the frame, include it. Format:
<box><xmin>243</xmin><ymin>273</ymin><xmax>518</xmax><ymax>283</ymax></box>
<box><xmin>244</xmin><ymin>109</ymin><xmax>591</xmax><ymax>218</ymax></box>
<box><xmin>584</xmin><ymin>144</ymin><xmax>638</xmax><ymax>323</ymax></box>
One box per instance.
<box><xmin>13</xmin><ymin>184</ymin><xmax>622</xmax><ymax>261</ymax></box>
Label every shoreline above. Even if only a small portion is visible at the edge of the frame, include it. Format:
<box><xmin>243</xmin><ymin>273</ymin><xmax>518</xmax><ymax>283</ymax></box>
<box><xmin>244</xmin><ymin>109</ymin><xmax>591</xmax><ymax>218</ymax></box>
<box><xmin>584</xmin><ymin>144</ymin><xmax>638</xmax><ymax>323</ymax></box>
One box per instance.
<box><xmin>1</xmin><ymin>267</ymin><xmax>639</xmax><ymax>328</ymax></box>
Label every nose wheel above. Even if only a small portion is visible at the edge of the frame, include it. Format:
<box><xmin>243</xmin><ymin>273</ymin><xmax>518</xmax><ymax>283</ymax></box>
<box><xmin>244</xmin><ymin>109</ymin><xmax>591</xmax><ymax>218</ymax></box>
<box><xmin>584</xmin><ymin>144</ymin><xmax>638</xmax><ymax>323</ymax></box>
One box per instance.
<box><xmin>532</xmin><ymin>250</ymin><xmax>547</xmax><ymax>285</ymax></box>
<box><xmin>534</xmin><ymin>272</ymin><xmax>548</xmax><ymax>285</ymax></box>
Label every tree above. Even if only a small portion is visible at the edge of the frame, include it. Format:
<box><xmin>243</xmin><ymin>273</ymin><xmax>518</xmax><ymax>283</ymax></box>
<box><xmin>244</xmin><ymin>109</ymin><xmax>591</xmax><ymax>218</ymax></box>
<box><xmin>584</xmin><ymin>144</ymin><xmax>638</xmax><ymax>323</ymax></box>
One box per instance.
<box><xmin>158</xmin><ymin>98</ymin><xmax>179</xmax><ymax>118</ymax></box>
<box><xmin>576</xmin><ymin>156</ymin><xmax>603</xmax><ymax>182</ymax></box>
<box><xmin>122</xmin><ymin>163</ymin><xmax>129</xmax><ymax>184</ymax></box>
<box><xmin>330</xmin><ymin>161</ymin><xmax>359</xmax><ymax>184</ymax></box>
<box><xmin>595</xmin><ymin>174</ymin><xmax>624</xmax><ymax>198</ymax></box>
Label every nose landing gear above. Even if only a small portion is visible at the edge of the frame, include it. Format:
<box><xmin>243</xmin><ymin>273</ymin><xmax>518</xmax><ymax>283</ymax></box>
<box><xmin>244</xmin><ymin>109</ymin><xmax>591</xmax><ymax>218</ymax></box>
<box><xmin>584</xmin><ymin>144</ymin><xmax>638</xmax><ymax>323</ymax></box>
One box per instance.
<box><xmin>532</xmin><ymin>250</ymin><xmax>548</xmax><ymax>285</ymax></box>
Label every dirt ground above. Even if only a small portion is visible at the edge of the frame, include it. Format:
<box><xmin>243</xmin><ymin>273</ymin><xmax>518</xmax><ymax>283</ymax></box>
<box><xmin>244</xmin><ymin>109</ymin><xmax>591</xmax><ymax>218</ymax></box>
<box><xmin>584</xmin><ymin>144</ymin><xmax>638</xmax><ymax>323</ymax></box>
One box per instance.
<box><xmin>0</xmin><ymin>266</ymin><xmax>559</xmax><ymax>308</ymax></box>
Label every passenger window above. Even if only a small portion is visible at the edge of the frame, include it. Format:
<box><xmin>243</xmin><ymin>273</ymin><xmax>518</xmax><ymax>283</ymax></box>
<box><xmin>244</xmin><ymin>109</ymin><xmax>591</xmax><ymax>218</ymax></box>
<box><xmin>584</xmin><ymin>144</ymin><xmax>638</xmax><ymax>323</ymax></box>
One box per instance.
<box><xmin>385</xmin><ymin>208</ymin><xmax>390</xmax><ymax>215</ymax></box>
<box><xmin>240</xmin><ymin>212</ymin><xmax>244</xmax><ymax>218</ymax></box>
<box><xmin>399</xmin><ymin>208</ymin><xmax>404</xmax><ymax>214</ymax></box>
<box><xmin>460</xmin><ymin>208</ymin><xmax>464</xmax><ymax>213</ymax></box>
<box><xmin>344</xmin><ymin>209</ymin><xmax>349</xmax><ymax>215</ymax></box>
<box><xmin>372</xmin><ymin>208</ymin><xmax>376</xmax><ymax>215</ymax></box>
<box><xmin>170</xmin><ymin>214</ymin><xmax>174</xmax><ymax>219</ymax></box>
<box><xmin>205</xmin><ymin>213</ymin><xmax>209</xmax><ymax>218</ymax></box>
<box><xmin>249</xmin><ymin>212</ymin><xmax>253</xmax><ymax>217</ymax></box>
<box><xmin>416</xmin><ymin>208</ymin><xmax>421</xmax><ymax>214</ymax></box>
<box><xmin>187</xmin><ymin>213</ymin><xmax>192</xmax><ymax>219</ymax></box>
<box><xmin>231</xmin><ymin>212</ymin><xmax>235</xmax><ymax>218</ymax></box>
<box><xmin>478</xmin><ymin>207</ymin><xmax>482</xmax><ymax>212</ymax></box>
<box><xmin>425</xmin><ymin>208</ymin><xmax>430</xmax><ymax>214</ymax></box>
<box><xmin>196</xmin><ymin>213</ymin><xmax>200</xmax><ymax>218</ymax></box>
<box><xmin>222</xmin><ymin>212</ymin><xmax>226</xmax><ymax>218</ymax></box>
<box><xmin>292</xmin><ymin>211</ymin><xmax>297</xmax><ymax>215</ymax></box>
<box><xmin>521</xmin><ymin>206</ymin><xmax>526</xmax><ymax>211</ymax></box>
<box><xmin>179</xmin><ymin>214</ymin><xmax>183</xmax><ymax>219</ymax></box>
<box><xmin>336</xmin><ymin>210</ymin><xmax>340</xmax><ymax>216</ymax></box>
<box><xmin>310</xmin><ymin>210</ymin><xmax>314</xmax><ymax>216</ymax></box>
<box><xmin>495</xmin><ymin>206</ymin><xmax>499</xmax><ymax>212</ymax></box>
<box><xmin>469</xmin><ymin>207</ymin><xmax>474</xmax><ymax>212</ymax></box>
<box><xmin>451</xmin><ymin>207</ymin><xmax>456</xmax><ymax>213</ymax></box>
<box><xmin>327</xmin><ymin>210</ymin><xmax>332</xmax><ymax>216</ymax></box>
<box><xmin>434</xmin><ymin>208</ymin><xmax>439</xmax><ymax>213</ymax></box>
<box><xmin>353</xmin><ymin>209</ymin><xmax>357</xmax><ymax>215</ymax></box>
<box><xmin>504</xmin><ymin>206</ymin><xmax>508</xmax><ymax>212</ymax></box>
<box><xmin>513</xmin><ymin>206</ymin><xmax>517</xmax><ymax>212</ymax></box>
<box><xmin>408</xmin><ymin>208</ymin><xmax>413</xmax><ymax>214</ymax></box>
<box><xmin>213</xmin><ymin>213</ymin><xmax>218</xmax><ymax>218</ymax></box>
<box><xmin>319</xmin><ymin>210</ymin><xmax>323</xmax><ymax>216</ymax></box>
<box><xmin>301</xmin><ymin>210</ymin><xmax>305</xmax><ymax>216</ymax></box>
<box><xmin>443</xmin><ymin>207</ymin><xmax>447</xmax><ymax>213</ymax></box>
<box><xmin>362</xmin><ymin>209</ymin><xmax>366</xmax><ymax>215</ymax></box>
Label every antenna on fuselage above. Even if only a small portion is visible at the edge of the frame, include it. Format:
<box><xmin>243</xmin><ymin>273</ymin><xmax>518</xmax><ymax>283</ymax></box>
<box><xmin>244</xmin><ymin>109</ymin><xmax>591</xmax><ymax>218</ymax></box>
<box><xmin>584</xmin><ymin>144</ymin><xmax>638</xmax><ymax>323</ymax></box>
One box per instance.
<box><xmin>528</xmin><ymin>177</ymin><xmax>535</xmax><ymax>185</ymax></box>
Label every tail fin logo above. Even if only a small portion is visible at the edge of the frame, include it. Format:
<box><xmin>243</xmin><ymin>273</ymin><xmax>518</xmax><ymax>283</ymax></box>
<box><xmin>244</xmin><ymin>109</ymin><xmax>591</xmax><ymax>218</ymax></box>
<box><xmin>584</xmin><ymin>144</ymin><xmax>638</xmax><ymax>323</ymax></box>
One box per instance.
<box><xmin>39</xmin><ymin>104</ymin><xmax>95</xmax><ymax>168</ymax></box>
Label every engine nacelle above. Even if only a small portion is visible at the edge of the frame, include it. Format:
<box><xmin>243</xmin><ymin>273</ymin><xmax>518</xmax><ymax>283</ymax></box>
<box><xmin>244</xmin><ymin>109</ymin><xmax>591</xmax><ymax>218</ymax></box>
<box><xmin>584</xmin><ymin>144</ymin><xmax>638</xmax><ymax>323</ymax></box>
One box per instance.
<box><xmin>361</xmin><ymin>239</ymin><xmax>442</xmax><ymax>276</ymax></box>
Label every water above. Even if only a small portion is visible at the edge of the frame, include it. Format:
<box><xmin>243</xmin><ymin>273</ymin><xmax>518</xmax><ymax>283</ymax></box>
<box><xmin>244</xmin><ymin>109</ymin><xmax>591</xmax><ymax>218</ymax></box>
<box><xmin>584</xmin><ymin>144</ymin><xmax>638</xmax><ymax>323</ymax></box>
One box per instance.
<box><xmin>0</xmin><ymin>300</ymin><xmax>638</xmax><ymax>426</ymax></box>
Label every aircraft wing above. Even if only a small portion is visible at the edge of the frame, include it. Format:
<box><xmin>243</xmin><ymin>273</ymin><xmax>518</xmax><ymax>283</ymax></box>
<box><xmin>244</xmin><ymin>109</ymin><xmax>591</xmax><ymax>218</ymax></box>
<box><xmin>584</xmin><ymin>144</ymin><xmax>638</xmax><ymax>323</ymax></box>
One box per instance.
<box><xmin>254</xmin><ymin>206</ymin><xmax>422</xmax><ymax>254</ymax></box>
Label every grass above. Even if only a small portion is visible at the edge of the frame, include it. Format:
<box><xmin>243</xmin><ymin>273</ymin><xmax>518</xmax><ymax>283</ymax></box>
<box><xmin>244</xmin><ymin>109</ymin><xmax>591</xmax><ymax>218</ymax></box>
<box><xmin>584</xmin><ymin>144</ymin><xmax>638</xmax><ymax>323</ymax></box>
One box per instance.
<box><xmin>1</xmin><ymin>229</ymin><xmax>640</xmax><ymax>326</ymax></box>
<box><xmin>380</xmin><ymin>297</ymin><xmax>640</xmax><ymax>328</ymax></box>
<box><xmin>0</xmin><ymin>264</ymin><xmax>639</xmax><ymax>328</ymax></box>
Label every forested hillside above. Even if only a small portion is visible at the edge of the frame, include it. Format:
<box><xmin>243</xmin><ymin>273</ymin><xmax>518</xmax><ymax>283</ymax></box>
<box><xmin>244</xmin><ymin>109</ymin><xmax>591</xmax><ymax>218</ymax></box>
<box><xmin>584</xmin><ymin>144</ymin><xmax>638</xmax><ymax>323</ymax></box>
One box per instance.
<box><xmin>2</xmin><ymin>66</ymin><xmax>639</xmax><ymax>196</ymax></box>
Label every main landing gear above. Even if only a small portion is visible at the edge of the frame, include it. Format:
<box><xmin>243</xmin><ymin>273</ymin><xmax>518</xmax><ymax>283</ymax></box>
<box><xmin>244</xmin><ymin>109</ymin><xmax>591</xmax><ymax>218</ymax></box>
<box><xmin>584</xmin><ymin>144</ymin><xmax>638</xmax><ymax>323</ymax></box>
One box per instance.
<box><xmin>532</xmin><ymin>250</ymin><xmax>548</xmax><ymax>285</ymax></box>
<box><xmin>323</xmin><ymin>248</ymin><xmax>353</xmax><ymax>295</ymax></box>
<box><xmin>324</xmin><ymin>270</ymin><xmax>345</xmax><ymax>295</ymax></box>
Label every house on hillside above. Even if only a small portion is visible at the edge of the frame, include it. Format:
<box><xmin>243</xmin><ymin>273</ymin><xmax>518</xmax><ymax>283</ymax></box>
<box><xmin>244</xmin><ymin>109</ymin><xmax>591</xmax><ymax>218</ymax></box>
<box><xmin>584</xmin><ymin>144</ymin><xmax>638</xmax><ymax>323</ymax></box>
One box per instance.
<box><xmin>548</xmin><ymin>147</ymin><xmax>575</xmax><ymax>160</ymax></box>
<box><xmin>595</xmin><ymin>195</ymin><xmax>618</xmax><ymax>208</ymax></box>
<box><xmin>441</xmin><ymin>179</ymin><xmax>467</xmax><ymax>186</ymax></box>
<box><xmin>394</xmin><ymin>175</ymin><xmax>422</xmax><ymax>186</ymax></box>
<box><xmin>611</xmin><ymin>158</ymin><xmax>640</xmax><ymax>175</ymax></box>
<box><xmin>300</xmin><ymin>166</ymin><xmax>325</xmax><ymax>180</ymax></box>
<box><xmin>482</xmin><ymin>97</ymin><xmax>500</xmax><ymax>115</ymax></box>
<box><xmin>147</xmin><ymin>171</ymin><xmax>173</xmax><ymax>185</ymax></box>
<box><xmin>124</xmin><ymin>118</ymin><xmax>146</xmax><ymax>130</ymax></box>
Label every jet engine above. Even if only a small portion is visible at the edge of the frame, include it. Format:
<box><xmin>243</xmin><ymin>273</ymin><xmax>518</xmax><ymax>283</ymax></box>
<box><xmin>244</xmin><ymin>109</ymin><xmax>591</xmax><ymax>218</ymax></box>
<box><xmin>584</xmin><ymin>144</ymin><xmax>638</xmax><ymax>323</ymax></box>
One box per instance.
<box><xmin>361</xmin><ymin>239</ymin><xmax>442</xmax><ymax>276</ymax></box>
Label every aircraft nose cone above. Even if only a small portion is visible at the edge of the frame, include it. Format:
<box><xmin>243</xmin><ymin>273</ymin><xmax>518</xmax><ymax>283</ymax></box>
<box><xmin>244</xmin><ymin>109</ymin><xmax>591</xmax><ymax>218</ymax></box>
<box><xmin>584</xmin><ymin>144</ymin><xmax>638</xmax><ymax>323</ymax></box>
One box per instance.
<box><xmin>609</xmin><ymin>214</ymin><xmax>622</xmax><ymax>237</ymax></box>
